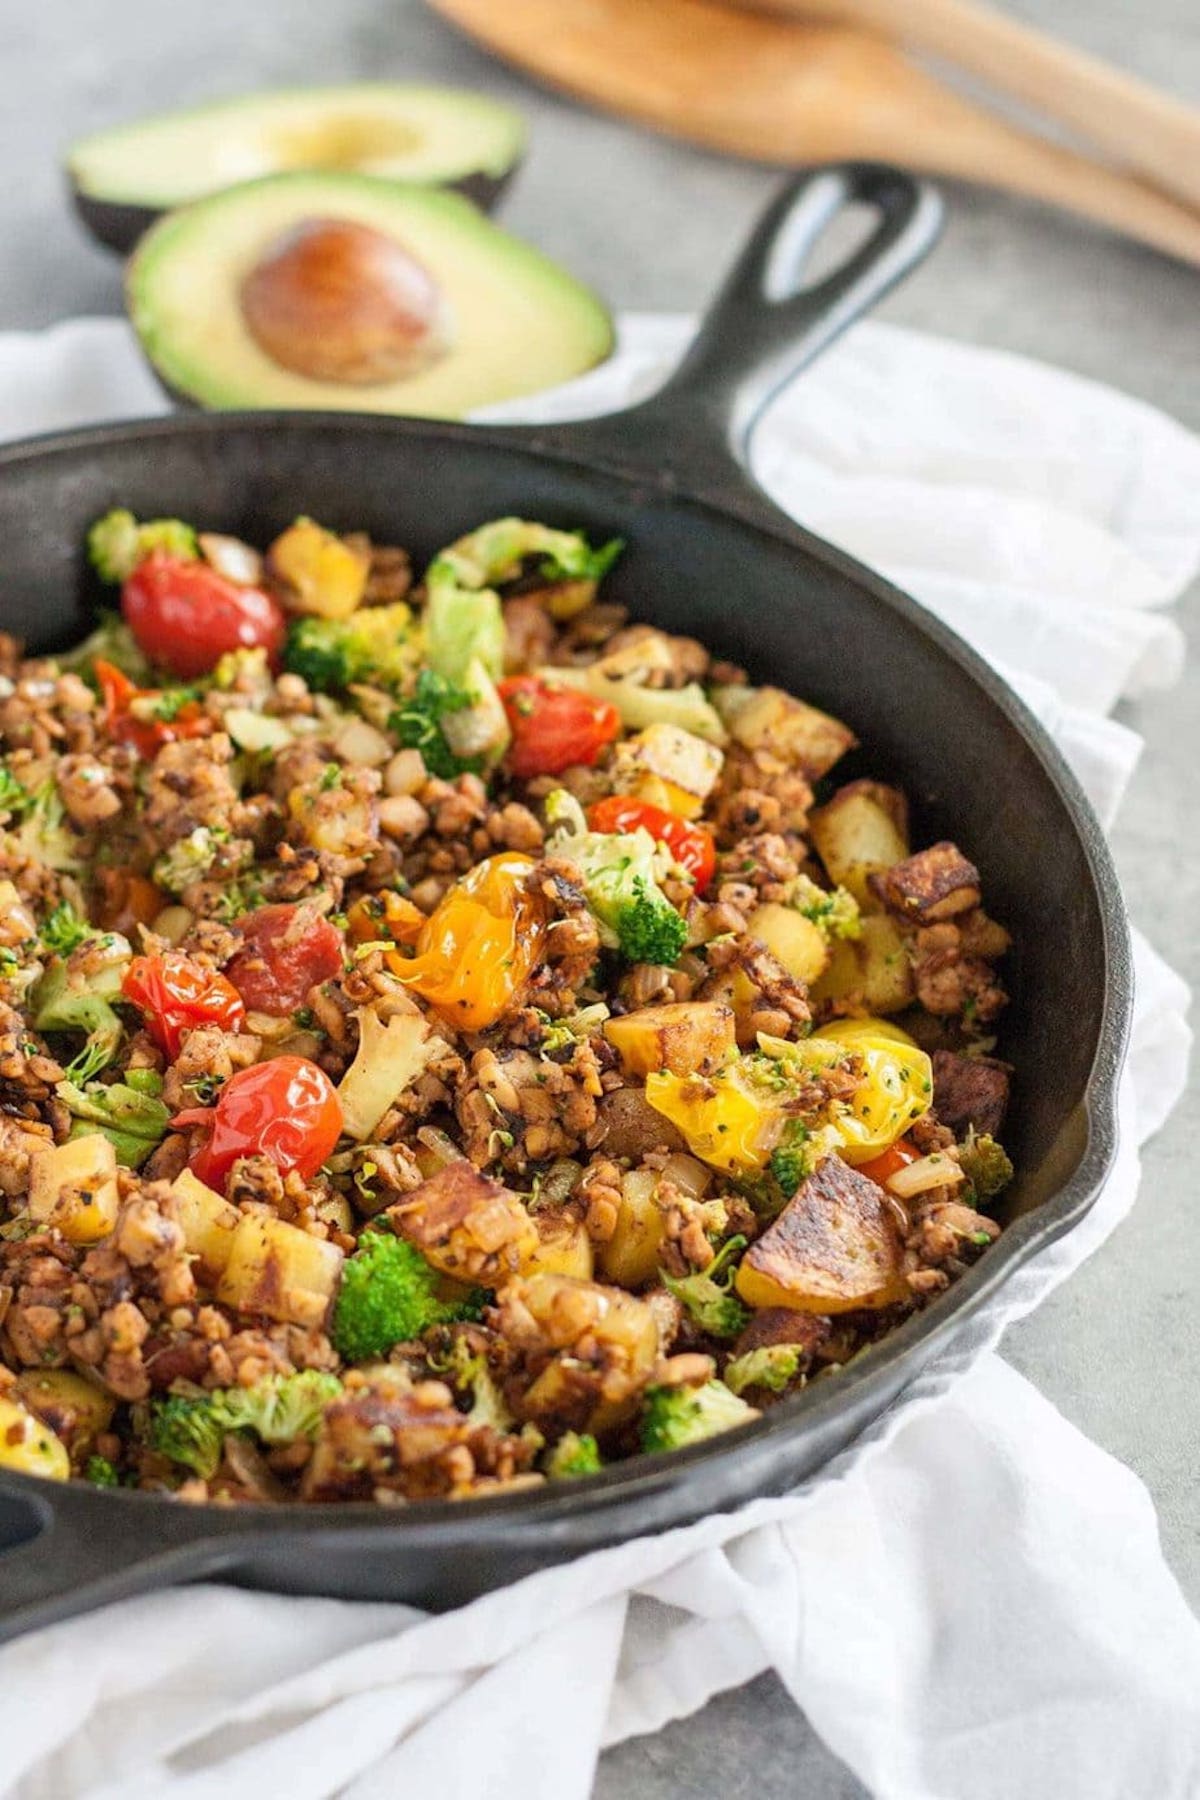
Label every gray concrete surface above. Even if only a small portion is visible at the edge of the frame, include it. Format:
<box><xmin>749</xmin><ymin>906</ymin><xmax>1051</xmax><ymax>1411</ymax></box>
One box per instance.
<box><xmin>2</xmin><ymin>2</ymin><xmax>1196</xmax><ymax>1793</ymax></box>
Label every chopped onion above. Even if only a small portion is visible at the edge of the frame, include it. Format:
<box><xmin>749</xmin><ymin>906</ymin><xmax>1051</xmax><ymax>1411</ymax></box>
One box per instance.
<box><xmin>886</xmin><ymin>1152</ymin><xmax>965</xmax><ymax>1200</ymax></box>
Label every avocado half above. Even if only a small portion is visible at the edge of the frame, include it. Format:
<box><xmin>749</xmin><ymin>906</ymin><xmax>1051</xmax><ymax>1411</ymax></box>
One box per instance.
<box><xmin>67</xmin><ymin>84</ymin><xmax>526</xmax><ymax>254</ymax></box>
<box><xmin>126</xmin><ymin>172</ymin><xmax>614</xmax><ymax>420</ymax></box>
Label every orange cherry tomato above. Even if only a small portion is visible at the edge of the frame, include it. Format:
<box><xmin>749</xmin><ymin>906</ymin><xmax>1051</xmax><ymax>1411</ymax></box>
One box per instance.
<box><xmin>388</xmin><ymin>853</ymin><xmax>546</xmax><ymax>1031</ymax></box>
<box><xmin>94</xmin><ymin>659</ymin><xmax>212</xmax><ymax>760</ymax></box>
<box><xmin>856</xmin><ymin>1136</ymin><xmax>922</xmax><ymax>1189</ymax></box>
<box><xmin>586</xmin><ymin>795</ymin><xmax>717</xmax><ymax>893</ymax></box>
<box><xmin>122</xmin><ymin>952</ymin><xmax>246</xmax><ymax>1059</ymax></box>
<box><xmin>172</xmin><ymin>1055</ymin><xmax>342</xmax><ymax>1189</ymax></box>
<box><xmin>497</xmin><ymin>677</ymin><xmax>620</xmax><ymax>779</ymax></box>
<box><xmin>345</xmin><ymin>891</ymin><xmax>426</xmax><ymax>949</ymax></box>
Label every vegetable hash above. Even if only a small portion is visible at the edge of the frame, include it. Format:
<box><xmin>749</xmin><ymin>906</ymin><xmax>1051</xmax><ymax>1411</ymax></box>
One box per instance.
<box><xmin>0</xmin><ymin>508</ymin><xmax>1013</xmax><ymax>1501</ymax></box>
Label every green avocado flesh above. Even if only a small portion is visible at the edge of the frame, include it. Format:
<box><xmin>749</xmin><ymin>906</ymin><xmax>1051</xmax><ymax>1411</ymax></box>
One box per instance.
<box><xmin>68</xmin><ymin>84</ymin><xmax>525</xmax><ymax>207</ymax></box>
<box><xmin>126</xmin><ymin>173</ymin><xmax>614</xmax><ymax>420</ymax></box>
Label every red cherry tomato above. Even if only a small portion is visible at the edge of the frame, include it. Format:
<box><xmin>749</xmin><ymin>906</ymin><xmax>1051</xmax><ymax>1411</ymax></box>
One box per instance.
<box><xmin>497</xmin><ymin>677</ymin><xmax>621</xmax><ymax>780</ymax></box>
<box><xmin>586</xmin><ymin>795</ymin><xmax>717</xmax><ymax>893</ymax></box>
<box><xmin>121</xmin><ymin>551</ymin><xmax>286</xmax><ymax>679</ymax></box>
<box><xmin>172</xmin><ymin>1055</ymin><xmax>343</xmax><ymax>1189</ymax></box>
<box><xmin>94</xmin><ymin>659</ymin><xmax>212</xmax><ymax>760</ymax></box>
<box><xmin>857</xmin><ymin>1136</ymin><xmax>922</xmax><ymax>1189</ymax></box>
<box><xmin>122</xmin><ymin>952</ymin><xmax>246</xmax><ymax>1059</ymax></box>
<box><xmin>224</xmin><ymin>903</ymin><xmax>345</xmax><ymax>1016</ymax></box>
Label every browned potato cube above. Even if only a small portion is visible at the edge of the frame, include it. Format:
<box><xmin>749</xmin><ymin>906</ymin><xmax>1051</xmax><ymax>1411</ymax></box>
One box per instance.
<box><xmin>810</xmin><ymin>913</ymin><xmax>915</xmax><ymax>1015</ymax></box>
<box><xmin>597</xmin><ymin>1168</ymin><xmax>670</xmax><ymax>1288</ymax></box>
<box><xmin>735</xmin><ymin>1156</ymin><xmax>908</xmax><ymax>1314</ymax></box>
<box><xmin>499</xmin><ymin>1272</ymin><xmax>660</xmax><ymax>1433</ymax></box>
<box><xmin>872</xmin><ymin>842</ymin><xmax>982</xmax><ymax>923</ymax></box>
<box><xmin>523</xmin><ymin>1212</ymin><xmax>595</xmax><ymax>1282</ymax></box>
<box><xmin>386</xmin><ymin>1162</ymin><xmax>538</xmax><ymax>1286</ymax></box>
<box><xmin>744</xmin><ymin>904</ymin><xmax>830</xmax><ymax>986</ymax></box>
<box><xmin>14</xmin><ymin>1369</ymin><xmax>116</xmax><ymax>1464</ymax></box>
<box><xmin>724</xmin><ymin>687</ymin><xmax>856</xmax><ymax>779</ymax></box>
<box><xmin>268</xmin><ymin>517</ymin><xmax>370</xmax><ymax>619</ymax></box>
<box><xmin>809</xmin><ymin>780</ymin><xmax>910</xmax><ymax>906</ymax></box>
<box><xmin>605</xmin><ymin>1002</ymin><xmax>736</xmax><ymax>1079</ymax></box>
<box><xmin>217</xmin><ymin>1214</ymin><xmax>343</xmax><ymax>1327</ymax></box>
<box><xmin>27</xmin><ymin>1135</ymin><xmax>119</xmax><ymax>1244</ymax></box>
<box><xmin>168</xmin><ymin>1167</ymin><xmax>241</xmax><ymax>1287</ymax></box>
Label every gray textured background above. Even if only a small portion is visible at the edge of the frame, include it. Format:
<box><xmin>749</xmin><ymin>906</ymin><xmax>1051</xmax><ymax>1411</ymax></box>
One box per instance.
<box><xmin>2</xmin><ymin>2</ymin><xmax>1196</xmax><ymax>1793</ymax></box>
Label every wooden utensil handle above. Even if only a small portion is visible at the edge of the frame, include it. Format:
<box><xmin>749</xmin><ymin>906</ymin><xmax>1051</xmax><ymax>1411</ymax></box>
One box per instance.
<box><xmin>747</xmin><ymin>0</ymin><xmax>1200</xmax><ymax>211</ymax></box>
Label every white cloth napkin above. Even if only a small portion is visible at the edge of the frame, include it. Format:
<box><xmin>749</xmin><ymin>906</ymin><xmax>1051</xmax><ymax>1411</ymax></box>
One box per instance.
<box><xmin>0</xmin><ymin>316</ymin><xmax>1195</xmax><ymax>1800</ymax></box>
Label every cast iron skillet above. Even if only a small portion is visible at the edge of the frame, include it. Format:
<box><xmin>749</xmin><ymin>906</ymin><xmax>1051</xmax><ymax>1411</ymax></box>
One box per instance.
<box><xmin>0</xmin><ymin>164</ymin><xmax>1130</xmax><ymax>1642</ymax></box>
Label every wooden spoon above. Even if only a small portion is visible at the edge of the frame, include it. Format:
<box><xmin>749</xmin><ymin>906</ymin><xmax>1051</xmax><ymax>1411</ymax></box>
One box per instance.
<box><xmin>427</xmin><ymin>0</ymin><xmax>1200</xmax><ymax>267</ymax></box>
<box><xmin>734</xmin><ymin>0</ymin><xmax>1200</xmax><ymax>214</ymax></box>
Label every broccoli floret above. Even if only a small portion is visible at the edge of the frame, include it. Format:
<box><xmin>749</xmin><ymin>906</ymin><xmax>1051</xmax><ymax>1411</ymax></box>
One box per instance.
<box><xmin>789</xmin><ymin>873</ymin><xmax>862</xmax><ymax>941</ymax></box>
<box><xmin>55</xmin><ymin>613</ymin><xmax>152</xmax><ymax>684</ymax></box>
<box><xmin>152</xmin><ymin>824</ymin><xmax>225</xmax><ymax>896</ymax></box>
<box><xmin>0</xmin><ymin>767</ymin><xmax>30</xmax><ymax>817</ymax></box>
<box><xmin>662</xmin><ymin>1236</ymin><xmax>751</xmax><ymax>1339</ymax></box>
<box><xmin>958</xmin><ymin>1130</ymin><xmax>1014</xmax><ymax>1203</ymax></box>
<box><xmin>332</xmin><ymin>1232</ymin><xmax>483</xmax><ymax>1364</ymax></box>
<box><xmin>8</xmin><ymin>783</ymin><xmax>84</xmax><ymax>874</ymax></box>
<box><xmin>149</xmin><ymin>1371</ymin><xmax>343</xmax><ymax>1480</ymax></box>
<box><xmin>429</xmin><ymin>1334</ymin><xmax>513</xmax><ymax>1431</ymax></box>
<box><xmin>84</xmin><ymin>1454</ymin><xmax>121</xmax><ymax>1488</ymax></box>
<box><xmin>40</xmin><ymin>900</ymin><xmax>92</xmax><ymax>956</ymax></box>
<box><xmin>57</xmin><ymin>1076</ymin><xmax>170</xmax><ymax>1168</ymax></box>
<box><xmin>34</xmin><ymin>934</ymin><xmax>129</xmax><ymax>1083</ymax></box>
<box><xmin>148</xmin><ymin>1392</ymin><xmax>226</xmax><ymax>1479</ymax></box>
<box><xmin>282</xmin><ymin>602</ymin><xmax>418</xmax><ymax>694</ymax></box>
<box><xmin>545</xmin><ymin>1431</ymin><xmax>602</xmax><ymax>1479</ymax></box>
<box><xmin>88</xmin><ymin>509</ymin><xmax>198</xmax><ymax>584</ymax></box>
<box><xmin>390</xmin><ymin>668</ymin><xmax>486</xmax><ymax>779</ymax></box>
<box><xmin>641</xmin><ymin>1380</ymin><xmax>758</xmax><ymax>1455</ymax></box>
<box><xmin>723</xmin><ymin>1344</ymin><xmax>804</xmax><ymax>1397</ymax></box>
<box><xmin>768</xmin><ymin>1122</ymin><xmax>814</xmax><ymax>1202</ymax></box>
<box><xmin>432</xmin><ymin>518</ymin><xmax>622</xmax><ymax>591</ymax></box>
<box><xmin>544</xmin><ymin>789</ymin><xmax>688</xmax><ymax>967</ymax></box>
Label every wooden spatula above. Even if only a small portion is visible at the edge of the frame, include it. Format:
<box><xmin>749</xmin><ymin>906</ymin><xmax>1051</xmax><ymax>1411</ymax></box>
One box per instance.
<box><xmin>427</xmin><ymin>0</ymin><xmax>1200</xmax><ymax>267</ymax></box>
<box><xmin>735</xmin><ymin>0</ymin><xmax>1200</xmax><ymax>213</ymax></box>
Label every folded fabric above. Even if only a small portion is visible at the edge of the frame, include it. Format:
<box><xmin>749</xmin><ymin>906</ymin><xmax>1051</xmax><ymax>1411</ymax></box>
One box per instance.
<box><xmin>0</xmin><ymin>314</ymin><xmax>1194</xmax><ymax>1800</ymax></box>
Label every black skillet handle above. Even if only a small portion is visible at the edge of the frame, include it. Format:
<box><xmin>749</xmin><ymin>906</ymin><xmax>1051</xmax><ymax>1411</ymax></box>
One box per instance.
<box><xmin>0</xmin><ymin>1475</ymin><xmax>247</xmax><ymax>1644</ymax></box>
<box><xmin>526</xmin><ymin>163</ymin><xmax>943</xmax><ymax>500</ymax></box>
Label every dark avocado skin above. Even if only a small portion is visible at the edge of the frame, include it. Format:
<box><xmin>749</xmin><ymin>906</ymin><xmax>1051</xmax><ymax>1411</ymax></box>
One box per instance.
<box><xmin>71</xmin><ymin>161</ymin><xmax>519</xmax><ymax>256</ymax></box>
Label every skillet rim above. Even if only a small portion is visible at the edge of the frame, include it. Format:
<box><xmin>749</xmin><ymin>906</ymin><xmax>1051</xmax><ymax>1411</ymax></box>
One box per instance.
<box><xmin>0</xmin><ymin>407</ymin><xmax>1132</xmax><ymax>1537</ymax></box>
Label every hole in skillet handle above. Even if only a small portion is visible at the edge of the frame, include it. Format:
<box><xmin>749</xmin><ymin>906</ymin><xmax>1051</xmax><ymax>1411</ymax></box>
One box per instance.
<box><xmin>523</xmin><ymin>162</ymin><xmax>945</xmax><ymax>500</ymax></box>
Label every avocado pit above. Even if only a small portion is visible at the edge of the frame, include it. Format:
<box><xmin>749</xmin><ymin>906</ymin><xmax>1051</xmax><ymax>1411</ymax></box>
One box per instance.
<box><xmin>239</xmin><ymin>216</ymin><xmax>451</xmax><ymax>385</ymax></box>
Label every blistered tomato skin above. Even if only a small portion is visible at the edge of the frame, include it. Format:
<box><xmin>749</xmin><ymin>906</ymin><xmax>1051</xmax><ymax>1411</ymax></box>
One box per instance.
<box><xmin>389</xmin><ymin>852</ymin><xmax>546</xmax><ymax>1031</ymax></box>
<box><xmin>122</xmin><ymin>952</ymin><xmax>246</xmax><ymax>1059</ymax></box>
<box><xmin>497</xmin><ymin>677</ymin><xmax>621</xmax><ymax>779</ymax></box>
<box><xmin>224</xmin><ymin>904</ymin><xmax>345</xmax><ymax>1016</ymax></box>
<box><xmin>121</xmin><ymin>551</ymin><xmax>287</xmax><ymax>678</ymax></box>
<box><xmin>172</xmin><ymin>1055</ymin><xmax>343</xmax><ymax>1189</ymax></box>
<box><xmin>586</xmin><ymin>796</ymin><xmax>717</xmax><ymax>892</ymax></box>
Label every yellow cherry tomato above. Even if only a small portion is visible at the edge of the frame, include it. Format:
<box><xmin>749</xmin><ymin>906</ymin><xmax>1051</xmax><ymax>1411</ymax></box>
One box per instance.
<box><xmin>645</xmin><ymin>1065</ymin><xmax>779</xmax><ymax>1174</ymax></box>
<box><xmin>820</xmin><ymin>1031</ymin><xmax>932</xmax><ymax>1163</ymax></box>
<box><xmin>0</xmin><ymin>1397</ymin><xmax>70</xmax><ymax>1481</ymax></box>
<box><xmin>819</xmin><ymin>1015</ymin><xmax>919</xmax><ymax>1050</ymax></box>
<box><xmin>389</xmin><ymin>853</ymin><xmax>546</xmax><ymax>1032</ymax></box>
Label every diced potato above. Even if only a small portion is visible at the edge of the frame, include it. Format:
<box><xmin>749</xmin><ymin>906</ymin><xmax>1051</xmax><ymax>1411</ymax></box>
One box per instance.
<box><xmin>523</xmin><ymin>1212</ymin><xmax>594</xmax><ymax>1282</ymax></box>
<box><xmin>268</xmin><ymin>517</ymin><xmax>369</xmax><ymax>620</ymax></box>
<box><xmin>14</xmin><ymin>1369</ymin><xmax>115</xmax><ymax>1463</ymax></box>
<box><xmin>810</xmin><ymin>913</ymin><xmax>915</xmax><ymax>1015</ymax></box>
<box><xmin>596</xmin><ymin>1087</ymin><xmax>687</xmax><ymax>1159</ymax></box>
<box><xmin>605</xmin><ymin>1001</ymin><xmax>735</xmax><ymax>1079</ymax></box>
<box><xmin>27</xmin><ymin>1134</ymin><xmax>119</xmax><ymax>1244</ymax></box>
<box><xmin>287</xmin><ymin>783</ymin><xmax>376</xmax><ymax>858</ymax></box>
<box><xmin>168</xmin><ymin>1167</ymin><xmax>241</xmax><ymax>1286</ymax></box>
<box><xmin>597</xmin><ymin>1167</ymin><xmax>669</xmax><ymax>1288</ymax></box>
<box><xmin>617</xmin><ymin>723</ymin><xmax>724</xmax><ymax>820</ymax></box>
<box><xmin>387</xmin><ymin>1162</ymin><xmax>539</xmax><ymax>1286</ymax></box>
<box><xmin>735</xmin><ymin>1157</ymin><xmax>908</xmax><ymax>1314</ymax></box>
<box><xmin>513</xmin><ymin>1272</ymin><xmax>660</xmax><ymax>1432</ymax></box>
<box><xmin>338</xmin><ymin>1007</ymin><xmax>435</xmax><ymax>1142</ymax></box>
<box><xmin>0</xmin><ymin>1396</ymin><xmax>70</xmax><ymax>1481</ymax></box>
<box><xmin>331</xmin><ymin>713</ymin><xmax>394</xmax><ymax>769</ymax></box>
<box><xmin>217</xmin><ymin>1214</ymin><xmax>343</xmax><ymax>1327</ymax></box>
<box><xmin>808</xmin><ymin>780</ymin><xmax>910</xmax><ymax>906</ymax></box>
<box><xmin>745</xmin><ymin>903</ymin><xmax>829</xmax><ymax>986</ymax></box>
<box><xmin>717</xmin><ymin>685</ymin><xmax>856</xmax><ymax>779</ymax></box>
